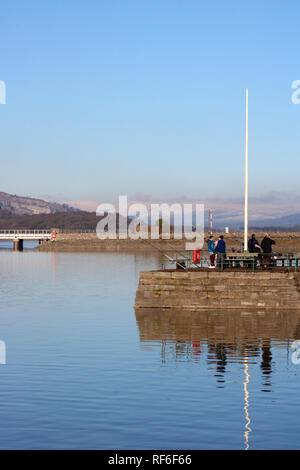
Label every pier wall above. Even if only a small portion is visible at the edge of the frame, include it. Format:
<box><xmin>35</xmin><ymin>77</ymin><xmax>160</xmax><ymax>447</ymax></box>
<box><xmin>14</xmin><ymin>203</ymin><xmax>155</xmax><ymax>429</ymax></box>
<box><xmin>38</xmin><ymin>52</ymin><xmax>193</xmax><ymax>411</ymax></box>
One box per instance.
<box><xmin>135</xmin><ymin>271</ymin><xmax>300</xmax><ymax>310</ymax></box>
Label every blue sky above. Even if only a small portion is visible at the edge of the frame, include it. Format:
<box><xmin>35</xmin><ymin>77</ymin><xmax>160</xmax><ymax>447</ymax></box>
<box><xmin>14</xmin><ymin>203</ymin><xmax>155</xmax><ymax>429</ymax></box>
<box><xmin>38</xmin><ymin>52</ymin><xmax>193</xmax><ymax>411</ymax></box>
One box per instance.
<box><xmin>0</xmin><ymin>0</ymin><xmax>299</xmax><ymax>206</ymax></box>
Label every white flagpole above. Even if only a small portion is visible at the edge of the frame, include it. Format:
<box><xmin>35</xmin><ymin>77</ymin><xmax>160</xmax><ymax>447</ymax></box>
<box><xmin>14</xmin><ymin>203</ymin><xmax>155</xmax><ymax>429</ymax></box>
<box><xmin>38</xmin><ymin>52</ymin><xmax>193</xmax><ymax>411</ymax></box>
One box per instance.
<box><xmin>244</xmin><ymin>89</ymin><xmax>249</xmax><ymax>252</ymax></box>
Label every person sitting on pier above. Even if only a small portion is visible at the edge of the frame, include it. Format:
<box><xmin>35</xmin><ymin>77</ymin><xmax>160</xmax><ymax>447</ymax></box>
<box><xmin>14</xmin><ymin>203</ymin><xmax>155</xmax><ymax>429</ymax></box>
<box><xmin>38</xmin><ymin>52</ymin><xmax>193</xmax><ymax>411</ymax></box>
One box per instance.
<box><xmin>216</xmin><ymin>235</ymin><xmax>226</xmax><ymax>268</ymax></box>
<box><xmin>207</xmin><ymin>235</ymin><xmax>216</xmax><ymax>269</ymax></box>
<box><xmin>261</xmin><ymin>233</ymin><xmax>275</xmax><ymax>269</ymax></box>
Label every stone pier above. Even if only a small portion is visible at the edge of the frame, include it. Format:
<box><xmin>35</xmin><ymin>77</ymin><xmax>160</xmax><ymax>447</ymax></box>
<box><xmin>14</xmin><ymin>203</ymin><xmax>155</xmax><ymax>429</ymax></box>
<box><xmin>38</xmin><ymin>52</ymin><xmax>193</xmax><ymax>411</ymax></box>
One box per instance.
<box><xmin>135</xmin><ymin>270</ymin><xmax>300</xmax><ymax>310</ymax></box>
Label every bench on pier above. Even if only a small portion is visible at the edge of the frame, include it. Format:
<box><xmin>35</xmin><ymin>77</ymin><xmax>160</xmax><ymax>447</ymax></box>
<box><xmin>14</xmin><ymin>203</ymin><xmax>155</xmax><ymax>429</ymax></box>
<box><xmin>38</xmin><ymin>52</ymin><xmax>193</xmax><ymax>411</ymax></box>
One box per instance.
<box><xmin>224</xmin><ymin>252</ymin><xmax>300</xmax><ymax>270</ymax></box>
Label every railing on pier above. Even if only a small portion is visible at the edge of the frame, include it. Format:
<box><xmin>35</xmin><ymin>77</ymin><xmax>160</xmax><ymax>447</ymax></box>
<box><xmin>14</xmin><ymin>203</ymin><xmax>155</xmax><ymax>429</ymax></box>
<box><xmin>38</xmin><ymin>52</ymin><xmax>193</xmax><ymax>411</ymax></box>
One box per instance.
<box><xmin>160</xmin><ymin>251</ymin><xmax>300</xmax><ymax>272</ymax></box>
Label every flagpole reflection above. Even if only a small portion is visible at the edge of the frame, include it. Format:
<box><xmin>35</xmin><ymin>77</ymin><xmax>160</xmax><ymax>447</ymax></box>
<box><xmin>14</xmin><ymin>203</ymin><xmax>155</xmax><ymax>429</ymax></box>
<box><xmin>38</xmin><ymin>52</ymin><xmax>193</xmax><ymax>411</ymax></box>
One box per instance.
<box><xmin>243</xmin><ymin>355</ymin><xmax>252</xmax><ymax>450</ymax></box>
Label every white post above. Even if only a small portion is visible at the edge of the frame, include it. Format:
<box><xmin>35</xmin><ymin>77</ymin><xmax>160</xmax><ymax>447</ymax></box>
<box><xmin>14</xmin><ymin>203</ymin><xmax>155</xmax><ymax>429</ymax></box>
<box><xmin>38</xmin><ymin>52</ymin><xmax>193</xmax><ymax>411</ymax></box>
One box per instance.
<box><xmin>209</xmin><ymin>209</ymin><xmax>213</xmax><ymax>235</ymax></box>
<box><xmin>244</xmin><ymin>88</ymin><xmax>249</xmax><ymax>252</ymax></box>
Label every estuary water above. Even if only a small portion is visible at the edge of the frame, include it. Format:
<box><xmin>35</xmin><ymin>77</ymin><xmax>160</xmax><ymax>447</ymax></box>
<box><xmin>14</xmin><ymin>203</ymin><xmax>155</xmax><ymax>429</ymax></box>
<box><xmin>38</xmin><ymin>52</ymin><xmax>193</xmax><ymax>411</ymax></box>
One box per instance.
<box><xmin>0</xmin><ymin>250</ymin><xmax>300</xmax><ymax>449</ymax></box>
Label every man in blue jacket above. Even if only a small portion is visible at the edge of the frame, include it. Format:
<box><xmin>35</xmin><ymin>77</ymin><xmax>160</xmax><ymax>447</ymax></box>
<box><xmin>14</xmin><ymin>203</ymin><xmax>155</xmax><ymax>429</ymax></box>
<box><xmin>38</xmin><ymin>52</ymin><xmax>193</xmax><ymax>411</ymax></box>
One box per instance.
<box><xmin>216</xmin><ymin>235</ymin><xmax>226</xmax><ymax>268</ymax></box>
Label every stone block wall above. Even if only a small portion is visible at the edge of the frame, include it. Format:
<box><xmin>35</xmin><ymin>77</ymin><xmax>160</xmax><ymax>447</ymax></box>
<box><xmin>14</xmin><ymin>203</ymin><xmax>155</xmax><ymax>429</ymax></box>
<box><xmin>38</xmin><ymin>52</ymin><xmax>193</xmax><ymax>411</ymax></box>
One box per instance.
<box><xmin>135</xmin><ymin>271</ymin><xmax>300</xmax><ymax>310</ymax></box>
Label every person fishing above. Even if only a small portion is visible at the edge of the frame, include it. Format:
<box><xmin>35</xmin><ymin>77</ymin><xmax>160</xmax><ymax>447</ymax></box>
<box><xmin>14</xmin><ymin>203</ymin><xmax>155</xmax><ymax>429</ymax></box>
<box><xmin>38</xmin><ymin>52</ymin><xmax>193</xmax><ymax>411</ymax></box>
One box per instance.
<box><xmin>248</xmin><ymin>234</ymin><xmax>261</xmax><ymax>253</ymax></box>
<box><xmin>215</xmin><ymin>235</ymin><xmax>226</xmax><ymax>268</ymax></box>
<box><xmin>261</xmin><ymin>233</ymin><xmax>275</xmax><ymax>269</ymax></box>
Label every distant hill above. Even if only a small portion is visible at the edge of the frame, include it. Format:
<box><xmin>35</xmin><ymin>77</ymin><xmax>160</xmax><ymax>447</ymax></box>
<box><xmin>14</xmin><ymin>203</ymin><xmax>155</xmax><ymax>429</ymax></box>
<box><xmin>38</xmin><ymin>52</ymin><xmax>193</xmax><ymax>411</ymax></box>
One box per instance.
<box><xmin>3</xmin><ymin>191</ymin><xmax>300</xmax><ymax>231</ymax></box>
<box><xmin>0</xmin><ymin>209</ymin><xmax>129</xmax><ymax>231</ymax></box>
<box><xmin>0</xmin><ymin>211</ymin><xmax>100</xmax><ymax>230</ymax></box>
<box><xmin>0</xmin><ymin>192</ymin><xmax>131</xmax><ymax>231</ymax></box>
<box><xmin>249</xmin><ymin>213</ymin><xmax>300</xmax><ymax>228</ymax></box>
<box><xmin>0</xmin><ymin>191</ymin><xmax>79</xmax><ymax>215</ymax></box>
<box><xmin>204</xmin><ymin>210</ymin><xmax>300</xmax><ymax>231</ymax></box>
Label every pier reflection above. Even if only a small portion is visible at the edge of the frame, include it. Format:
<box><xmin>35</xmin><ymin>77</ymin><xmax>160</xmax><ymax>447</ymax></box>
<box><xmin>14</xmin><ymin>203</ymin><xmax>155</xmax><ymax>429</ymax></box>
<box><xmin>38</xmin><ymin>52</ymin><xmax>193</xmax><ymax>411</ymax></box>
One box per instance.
<box><xmin>135</xmin><ymin>308</ymin><xmax>300</xmax><ymax>449</ymax></box>
<box><xmin>135</xmin><ymin>308</ymin><xmax>300</xmax><ymax>371</ymax></box>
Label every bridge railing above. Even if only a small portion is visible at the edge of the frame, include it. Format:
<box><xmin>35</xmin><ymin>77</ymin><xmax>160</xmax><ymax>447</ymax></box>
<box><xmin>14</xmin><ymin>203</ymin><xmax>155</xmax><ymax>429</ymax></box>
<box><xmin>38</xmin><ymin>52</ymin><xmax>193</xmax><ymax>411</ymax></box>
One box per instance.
<box><xmin>0</xmin><ymin>230</ymin><xmax>51</xmax><ymax>235</ymax></box>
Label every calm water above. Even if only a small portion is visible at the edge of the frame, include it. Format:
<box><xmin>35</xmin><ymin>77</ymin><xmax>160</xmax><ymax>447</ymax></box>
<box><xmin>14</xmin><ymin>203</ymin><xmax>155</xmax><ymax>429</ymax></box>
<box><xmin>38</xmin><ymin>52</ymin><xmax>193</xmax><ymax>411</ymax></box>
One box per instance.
<box><xmin>0</xmin><ymin>240</ymin><xmax>39</xmax><ymax>250</ymax></box>
<box><xmin>0</xmin><ymin>251</ymin><xmax>299</xmax><ymax>449</ymax></box>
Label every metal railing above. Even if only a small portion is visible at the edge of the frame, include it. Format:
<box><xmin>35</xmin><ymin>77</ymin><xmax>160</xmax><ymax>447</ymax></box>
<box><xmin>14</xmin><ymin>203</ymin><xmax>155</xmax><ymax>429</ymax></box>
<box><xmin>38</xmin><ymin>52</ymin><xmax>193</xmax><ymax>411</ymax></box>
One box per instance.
<box><xmin>0</xmin><ymin>230</ymin><xmax>51</xmax><ymax>234</ymax></box>
<box><xmin>0</xmin><ymin>229</ymin><xmax>97</xmax><ymax>234</ymax></box>
<box><xmin>160</xmin><ymin>251</ymin><xmax>300</xmax><ymax>272</ymax></box>
<box><xmin>160</xmin><ymin>250</ymin><xmax>209</xmax><ymax>270</ymax></box>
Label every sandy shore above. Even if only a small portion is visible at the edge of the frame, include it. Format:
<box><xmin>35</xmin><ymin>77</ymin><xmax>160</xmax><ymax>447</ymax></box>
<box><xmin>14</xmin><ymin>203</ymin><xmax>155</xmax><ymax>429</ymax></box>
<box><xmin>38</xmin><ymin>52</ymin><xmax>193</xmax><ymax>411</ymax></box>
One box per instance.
<box><xmin>37</xmin><ymin>231</ymin><xmax>300</xmax><ymax>254</ymax></box>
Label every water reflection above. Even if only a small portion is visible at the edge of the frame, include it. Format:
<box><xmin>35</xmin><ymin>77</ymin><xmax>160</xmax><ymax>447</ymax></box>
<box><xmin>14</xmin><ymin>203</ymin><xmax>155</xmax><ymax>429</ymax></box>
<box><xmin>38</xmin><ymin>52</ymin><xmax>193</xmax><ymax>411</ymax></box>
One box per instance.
<box><xmin>243</xmin><ymin>356</ymin><xmax>251</xmax><ymax>450</ymax></box>
<box><xmin>0</xmin><ymin>240</ymin><xmax>39</xmax><ymax>250</ymax></box>
<box><xmin>260</xmin><ymin>339</ymin><xmax>272</xmax><ymax>391</ymax></box>
<box><xmin>135</xmin><ymin>308</ymin><xmax>300</xmax><ymax>450</ymax></box>
<box><xmin>136</xmin><ymin>309</ymin><xmax>300</xmax><ymax>357</ymax></box>
<box><xmin>135</xmin><ymin>309</ymin><xmax>300</xmax><ymax>368</ymax></box>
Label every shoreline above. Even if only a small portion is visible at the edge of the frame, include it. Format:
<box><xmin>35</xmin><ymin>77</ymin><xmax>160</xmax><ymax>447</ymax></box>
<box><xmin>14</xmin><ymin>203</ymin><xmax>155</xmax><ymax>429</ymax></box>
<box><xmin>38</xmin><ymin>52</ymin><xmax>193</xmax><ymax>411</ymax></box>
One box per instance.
<box><xmin>36</xmin><ymin>231</ymin><xmax>300</xmax><ymax>254</ymax></box>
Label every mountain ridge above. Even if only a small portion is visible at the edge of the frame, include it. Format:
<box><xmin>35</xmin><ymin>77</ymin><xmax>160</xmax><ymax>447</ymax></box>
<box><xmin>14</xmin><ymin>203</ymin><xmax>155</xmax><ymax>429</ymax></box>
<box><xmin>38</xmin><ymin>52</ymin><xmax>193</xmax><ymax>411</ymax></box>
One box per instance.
<box><xmin>0</xmin><ymin>191</ymin><xmax>79</xmax><ymax>215</ymax></box>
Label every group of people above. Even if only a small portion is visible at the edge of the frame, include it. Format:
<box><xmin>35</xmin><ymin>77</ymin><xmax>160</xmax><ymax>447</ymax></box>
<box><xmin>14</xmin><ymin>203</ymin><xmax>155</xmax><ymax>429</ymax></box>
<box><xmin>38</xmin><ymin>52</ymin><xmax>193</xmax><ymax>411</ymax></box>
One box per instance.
<box><xmin>206</xmin><ymin>233</ymin><xmax>276</xmax><ymax>269</ymax></box>
<box><xmin>247</xmin><ymin>233</ymin><xmax>276</xmax><ymax>269</ymax></box>
<box><xmin>206</xmin><ymin>235</ymin><xmax>226</xmax><ymax>269</ymax></box>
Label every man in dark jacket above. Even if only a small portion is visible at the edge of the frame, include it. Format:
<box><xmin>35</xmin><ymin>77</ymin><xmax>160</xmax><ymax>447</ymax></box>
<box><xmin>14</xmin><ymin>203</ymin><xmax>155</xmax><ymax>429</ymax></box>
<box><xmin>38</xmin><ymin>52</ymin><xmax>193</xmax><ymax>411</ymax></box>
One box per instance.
<box><xmin>261</xmin><ymin>233</ymin><xmax>275</xmax><ymax>269</ymax></box>
<box><xmin>216</xmin><ymin>235</ymin><xmax>226</xmax><ymax>268</ymax></box>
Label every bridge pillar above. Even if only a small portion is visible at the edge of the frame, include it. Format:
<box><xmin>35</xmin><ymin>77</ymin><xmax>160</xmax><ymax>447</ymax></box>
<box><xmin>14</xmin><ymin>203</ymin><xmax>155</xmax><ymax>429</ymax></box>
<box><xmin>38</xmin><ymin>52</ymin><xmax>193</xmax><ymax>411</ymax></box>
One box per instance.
<box><xmin>13</xmin><ymin>239</ymin><xmax>23</xmax><ymax>251</ymax></box>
